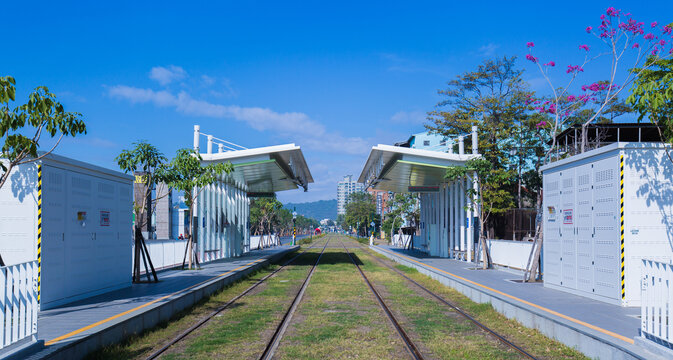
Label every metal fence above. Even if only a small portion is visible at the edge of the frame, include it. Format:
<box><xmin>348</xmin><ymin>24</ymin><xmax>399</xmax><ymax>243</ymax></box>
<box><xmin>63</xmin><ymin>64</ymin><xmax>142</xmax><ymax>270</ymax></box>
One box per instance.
<box><xmin>641</xmin><ymin>259</ymin><xmax>673</xmax><ymax>349</ymax></box>
<box><xmin>0</xmin><ymin>260</ymin><xmax>38</xmax><ymax>349</ymax></box>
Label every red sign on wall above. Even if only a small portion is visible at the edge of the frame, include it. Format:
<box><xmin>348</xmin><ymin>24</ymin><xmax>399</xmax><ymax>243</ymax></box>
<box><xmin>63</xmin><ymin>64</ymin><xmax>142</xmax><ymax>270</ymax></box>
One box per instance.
<box><xmin>563</xmin><ymin>209</ymin><xmax>573</xmax><ymax>224</ymax></box>
<box><xmin>100</xmin><ymin>211</ymin><xmax>110</xmax><ymax>226</ymax></box>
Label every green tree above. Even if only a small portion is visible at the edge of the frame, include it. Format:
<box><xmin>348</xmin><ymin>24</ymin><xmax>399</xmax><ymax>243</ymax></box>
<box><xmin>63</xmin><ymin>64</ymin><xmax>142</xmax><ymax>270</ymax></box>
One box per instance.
<box><xmin>627</xmin><ymin>57</ymin><xmax>673</xmax><ymax>162</ymax></box>
<box><xmin>249</xmin><ymin>198</ymin><xmax>283</xmax><ymax>248</ymax></box>
<box><xmin>382</xmin><ymin>193</ymin><xmax>418</xmax><ymax>243</ymax></box>
<box><xmin>344</xmin><ymin>192</ymin><xmax>378</xmax><ymax>236</ymax></box>
<box><xmin>156</xmin><ymin>149</ymin><xmax>232</xmax><ymax>269</ymax></box>
<box><xmin>426</xmin><ymin>57</ymin><xmax>524</xmax><ymax>225</ymax></box>
<box><xmin>0</xmin><ymin>76</ymin><xmax>86</xmax><ymax>266</ymax></box>
<box><xmin>426</xmin><ymin>56</ymin><xmax>529</xmax><ymax>169</ymax></box>
<box><xmin>446</xmin><ymin>158</ymin><xmax>513</xmax><ymax>269</ymax></box>
<box><xmin>116</xmin><ymin>141</ymin><xmax>168</xmax><ymax>282</ymax></box>
<box><xmin>0</xmin><ymin>76</ymin><xmax>86</xmax><ymax>189</ymax></box>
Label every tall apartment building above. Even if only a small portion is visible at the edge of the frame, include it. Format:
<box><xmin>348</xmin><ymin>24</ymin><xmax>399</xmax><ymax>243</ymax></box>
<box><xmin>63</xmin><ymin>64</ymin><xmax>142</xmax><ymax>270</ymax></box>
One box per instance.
<box><xmin>337</xmin><ymin>175</ymin><xmax>364</xmax><ymax>216</ymax></box>
<box><xmin>367</xmin><ymin>188</ymin><xmax>391</xmax><ymax>217</ymax></box>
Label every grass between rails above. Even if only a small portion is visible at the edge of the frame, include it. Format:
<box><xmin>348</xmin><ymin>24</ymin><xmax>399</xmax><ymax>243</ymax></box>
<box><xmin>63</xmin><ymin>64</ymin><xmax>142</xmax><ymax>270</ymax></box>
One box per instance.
<box><xmin>362</xmin><ymin>246</ymin><xmax>589</xmax><ymax>360</ymax></box>
<box><xmin>88</xmin><ymin>236</ymin><xmax>588</xmax><ymax>360</ymax></box>
<box><xmin>355</xmin><ymin>246</ymin><xmax>526</xmax><ymax>360</ymax></box>
<box><xmin>159</xmin><ymin>248</ymin><xmax>323</xmax><ymax>360</ymax></box>
<box><xmin>85</xmin><ymin>244</ymin><xmax>320</xmax><ymax>360</ymax></box>
<box><xmin>274</xmin><ymin>245</ymin><xmax>407</xmax><ymax>359</ymax></box>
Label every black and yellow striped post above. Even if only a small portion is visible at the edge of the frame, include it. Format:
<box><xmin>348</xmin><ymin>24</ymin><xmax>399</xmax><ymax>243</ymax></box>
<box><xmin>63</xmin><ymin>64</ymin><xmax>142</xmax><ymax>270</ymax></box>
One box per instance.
<box><xmin>620</xmin><ymin>155</ymin><xmax>625</xmax><ymax>301</ymax></box>
<box><xmin>37</xmin><ymin>164</ymin><xmax>42</xmax><ymax>306</ymax></box>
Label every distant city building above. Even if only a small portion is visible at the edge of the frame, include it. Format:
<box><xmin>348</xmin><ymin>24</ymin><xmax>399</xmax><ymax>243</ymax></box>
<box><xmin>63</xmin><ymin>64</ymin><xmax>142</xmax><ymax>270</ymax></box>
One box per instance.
<box><xmin>395</xmin><ymin>131</ymin><xmax>449</xmax><ymax>151</ymax></box>
<box><xmin>367</xmin><ymin>188</ymin><xmax>391</xmax><ymax>217</ymax></box>
<box><xmin>337</xmin><ymin>175</ymin><xmax>364</xmax><ymax>216</ymax></box>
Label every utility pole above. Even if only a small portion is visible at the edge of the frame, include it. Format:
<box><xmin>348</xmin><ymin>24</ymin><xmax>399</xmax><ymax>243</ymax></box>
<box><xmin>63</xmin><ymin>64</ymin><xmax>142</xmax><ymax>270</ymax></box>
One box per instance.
<box><xmin>292</xmin><ymin>208</ymin><xmax>297</xmax><ymax>246</ymax></box>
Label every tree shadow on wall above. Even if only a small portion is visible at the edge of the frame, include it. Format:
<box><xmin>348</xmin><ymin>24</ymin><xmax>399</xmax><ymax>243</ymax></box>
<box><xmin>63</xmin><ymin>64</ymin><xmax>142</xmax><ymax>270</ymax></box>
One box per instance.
<box><xmin>10</xmin><ymin>164</ymin><xmax>38</xmax><ymax>203</ymax></box>
<box><xmin>630</xmin><ymin>147</ymin><xmax>673</xmax><ymax>255</ymax></box>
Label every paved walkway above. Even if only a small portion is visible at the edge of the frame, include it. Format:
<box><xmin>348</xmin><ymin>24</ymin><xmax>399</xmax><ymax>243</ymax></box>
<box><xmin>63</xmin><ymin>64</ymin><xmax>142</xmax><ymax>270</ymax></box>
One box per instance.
<box><xmin>371</xmin><ymin>244</ymin><xmax>656</xmax><ymax>360</ymax></box>
<box><xmin>28</xmin><ymin>245</ymin><xmax>298</xmax><ymax>359</ymax></box>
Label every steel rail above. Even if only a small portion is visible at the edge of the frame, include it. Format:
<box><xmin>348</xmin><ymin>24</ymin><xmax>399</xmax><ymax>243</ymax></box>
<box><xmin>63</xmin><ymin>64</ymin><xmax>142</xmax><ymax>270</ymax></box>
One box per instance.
<box><xmin>341</xmin><ymin>241</ymin><xmax>425</xmax><ymax>360</ymax></box>
<box><xmin>357</xmin><ymin>243</ymin><xmax>538</xmax><ymax>360</ymax></box>
<box><xmin>144</xmin><ymin>240</ymin><xmax>325</xmax><ymax>360</ymax></box>
<box><xmin>258</xmin><ymin>238</ymin><xmax>330</xmax><ymax>360</ymax></box>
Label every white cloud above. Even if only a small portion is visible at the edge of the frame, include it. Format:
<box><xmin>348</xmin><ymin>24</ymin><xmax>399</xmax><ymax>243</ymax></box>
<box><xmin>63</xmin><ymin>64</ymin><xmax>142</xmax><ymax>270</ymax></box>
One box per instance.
<box><xmin>201</xmin><ymin>75</ymin><xmax>215</xmax><ymax>86</ymax></box>
<box><xmin>107</xmin><ymin>85</ymin><xmax>370</xmax><ymax>154</ymax></box>
<box><xmin>390</xmin><ymin>110</ymin><xmax>426</xmax><ymax>125</ymax></box>
<box><xmin>479</xmin><ymin>43</ymin><xmax>500</xmax><ymax>57</ymax></box>
<box><xmin>149</xmin><ymin>65</ymin><xmax>187</xmax><ymax>85</ymax></box>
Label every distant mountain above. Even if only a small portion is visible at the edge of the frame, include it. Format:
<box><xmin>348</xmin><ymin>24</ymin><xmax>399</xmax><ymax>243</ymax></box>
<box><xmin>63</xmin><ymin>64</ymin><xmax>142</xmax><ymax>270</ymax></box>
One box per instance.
<box><xmin>284</xmin><ymin>199</ymin><xmax>337</xmax><ymax>221</ymax></box>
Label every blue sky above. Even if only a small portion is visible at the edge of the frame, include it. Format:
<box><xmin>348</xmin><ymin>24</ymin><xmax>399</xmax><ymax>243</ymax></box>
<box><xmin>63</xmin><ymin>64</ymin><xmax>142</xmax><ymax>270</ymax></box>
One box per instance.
<box><xmin>3</xmin><ymin>1</ymin><xmax>672</xmax><ymax>202</ymax></box>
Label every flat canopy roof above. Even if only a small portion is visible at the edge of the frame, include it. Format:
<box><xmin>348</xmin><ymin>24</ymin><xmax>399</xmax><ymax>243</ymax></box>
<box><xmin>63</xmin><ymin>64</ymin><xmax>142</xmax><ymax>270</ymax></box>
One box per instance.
<box><xmin>199</xmin><ymin>144</ymin><xmax>313</xmax><ymax>193</ymax></box>
<box><xmin>358</xmin><ymin>144</ymin><xmax>480</xmax><ymax>193</ymax></box>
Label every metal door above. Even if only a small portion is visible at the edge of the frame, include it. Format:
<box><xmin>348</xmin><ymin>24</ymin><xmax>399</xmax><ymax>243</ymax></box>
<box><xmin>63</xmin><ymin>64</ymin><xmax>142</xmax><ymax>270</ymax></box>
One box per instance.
<box><xmin>543</xmin><ymin>170</ymin><xmax>562</xmax><ymax>286</ymax></box>
<box><xmin>592</xmin><ymin>155</ymin><xmax>620</xmax><ymax>300</ymax></box>
<box><xmin>575</xmin><ymin>164</ymin><xmax>594</xmax><ymax>294</ymax></box>
<box><xmin>41</xmin><ymin>165</ymin><xmax>67</xmax><ymax>303</ymax></box>
<box><xmin>65</xmin><ymin>171</ymin><xmax>94</xmax><ymax>297</ymax></box>
<box><xmin>560</xmin><ymin>168</ymin><xmax>577</xmax><ymax>289</ymax></box>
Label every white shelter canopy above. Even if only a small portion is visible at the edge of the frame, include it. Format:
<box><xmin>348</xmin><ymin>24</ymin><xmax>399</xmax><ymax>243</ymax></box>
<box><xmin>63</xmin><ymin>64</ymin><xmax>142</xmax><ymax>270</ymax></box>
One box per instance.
<box><xmin>199</xmin><ymin>144</ymin><xmax>313</xmax><ymax>194</ymax></box>
<box><xmin>358</xmin><ymin>144</ymin><xmax>480</xmax><ymax>192</ymax></box>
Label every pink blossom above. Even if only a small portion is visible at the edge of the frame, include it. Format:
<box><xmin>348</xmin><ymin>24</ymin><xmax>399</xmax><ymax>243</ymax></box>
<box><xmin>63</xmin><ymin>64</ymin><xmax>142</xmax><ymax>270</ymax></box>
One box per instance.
<box><xmin>664</xmin><ymin>25</ymin><xmax>672</xmax><ymax>35</ymax></box>
<box><xmin>567</xmin><ymin>95</ymin><xmax>576</xmax><ymax>102</ymax></box>
<box><xmin>545</xmin><ymin>61</ymin><xmax>556</xmax><ymax>67</ymax></box>
<box><xmin>651</xmin><ymin>21</ymin><xmax>658</xmax><ymax>28</ymax></box>
<box><xmin>660</xmin><ymin>39</ymin><xmax>667</xmax><ymax>46</ymax></box>
<box><xmin>566</xmin><ymin>65</ymin><xmax>584</xmax><ymax>74</ymax></box>
<box><xmin>536</xmin><ymin>121</ymin><xmax>547</xmax><ymax>128</ymax></box>
<box><xmin>527</xmin><ymin>42</ymin><xmax>535</xmax><ymax>48</ymax></box>
<box><xmin>525</xmin><ymin>54</ymin><xmax>538</xmax><ymax>63</ymax></box>
<box><xmin>600</xmin><ymin>14</ymin><xmax>606</xmax><ymax>20</ymax></box>
<box><xmin>644</xmin><ymin>33</ymin><xmax>655</xmax><ymax>40</ymax></box>
<box><xmin>579</xmin><ymin>44</ymin><xmax>590</xmax><ymax>51</ymax></box>
<box><xmin>632</xmin><ymin>43</ymin><xmax>640</xmax><ymax>49</ymax></box>
<box><xmin>586</xmin><ymin>26</ymin><xmax>593</xmax><ymax>33</ymax></box>
<box><xmin>581</xmin><ymin>85</ymin><xmax>588</xmax><ymax>91</ymax></box>
<box><xmin>606</xmin><ymin>7</ymin><xmax>620</xmax><ymax>17</ymax></box>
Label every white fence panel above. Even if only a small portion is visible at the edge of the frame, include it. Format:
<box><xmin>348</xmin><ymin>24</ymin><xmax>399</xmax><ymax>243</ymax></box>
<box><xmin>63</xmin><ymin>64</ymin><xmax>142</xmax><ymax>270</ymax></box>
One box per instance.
<box><xmin>0</xmin><ymin>260</ymin><xmax>37</xmax><ymax>349</ymax></box>
<box><xmin>249</xmin><ymin>235</ymin><xmax>278</xmax><ymax>250</ymax></box>
<box><xmin>392</xmin><ymin>234</ymin><xmax>413</xmax><ymax>249</ymax></box>
<box><xmin>641</xmin><ymin>259</ymin><xmax>673</xmax><ymax>349</ymax></box>
<box><xmin>487</xmin><ymin>240</ymin><xmax>534</xmax><ymax>270</ymax></box>
<box><xmin>133</xmin><ymin>240</ymin><xmax>188</xmax><ymax>273</ymax></box>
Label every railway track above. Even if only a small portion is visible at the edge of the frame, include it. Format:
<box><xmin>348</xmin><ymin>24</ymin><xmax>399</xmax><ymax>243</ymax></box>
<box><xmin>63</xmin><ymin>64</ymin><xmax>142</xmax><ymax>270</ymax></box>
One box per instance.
<box><xmin>355</xmin><ymin>242</ymin><xmax>538</xmax><ymax>360</ymax></box>
<box><xmin>258</xmin><ymin>238</ymin><xmax>330</xmax><ymax>359</ymax></box>
<box><xmin>341</xmin><ymin>241</ymin><xmax>425</xmax><ymax>360</ymax></box>
<box><xmin>144</xmin><ymin>239</ymin><xmax>329</xmax><ymax>360</ymax></box>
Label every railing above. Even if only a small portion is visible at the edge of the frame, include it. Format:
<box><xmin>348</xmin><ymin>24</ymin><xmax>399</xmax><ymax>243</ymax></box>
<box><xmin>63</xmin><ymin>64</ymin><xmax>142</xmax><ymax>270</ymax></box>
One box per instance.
<box><xmin>641</xmin><ymin>259</ymin><xmax>673</xmax><ymax>349</ymax></box>
<box><xmin>0</xmin><ymin>260</ymin><xmax>38</xmax><ymax>349</ymax></box>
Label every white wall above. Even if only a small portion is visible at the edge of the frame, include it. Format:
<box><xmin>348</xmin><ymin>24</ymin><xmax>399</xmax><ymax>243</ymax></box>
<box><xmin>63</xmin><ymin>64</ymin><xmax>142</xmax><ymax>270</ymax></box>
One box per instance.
<box><xmin>1</xmin><ymin>155</ymin><xmax>134</xmax><ymax>310</ymax></box>
<box><xmin>136</xmin><ymin>239</ymin><xmax>188</xmax><ymax>271</ymax></box>
<box><xmin>249</xmin><ymin>235</ymin><xmax>279</xmax><ymax>250</ymax></box>
<box><xmin>0</xmin><ymin>162</ymin><xmax>37</xmax><ymax>265</ymax></box>
<box><xmin>486</xmin><ymin>239</ymin><xmax>533</xmax><ymax>270</ymax></box>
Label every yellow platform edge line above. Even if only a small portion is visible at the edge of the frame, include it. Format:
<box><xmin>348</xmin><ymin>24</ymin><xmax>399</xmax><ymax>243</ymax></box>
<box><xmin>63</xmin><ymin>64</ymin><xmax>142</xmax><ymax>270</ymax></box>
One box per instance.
<box><xmin>376</xmin><ymin>246</ymin><xmax>634</xmax><ymax>345</ymax></box>
<box><xmin>45</xmin><ymin>257</ymin><xmax>268</xmax><ymax>346</ymax></box>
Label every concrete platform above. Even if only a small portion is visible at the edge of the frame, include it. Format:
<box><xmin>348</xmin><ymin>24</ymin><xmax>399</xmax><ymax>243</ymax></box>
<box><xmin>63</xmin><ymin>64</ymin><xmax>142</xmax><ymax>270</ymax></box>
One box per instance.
<box><xmin>370</xmin><ymin>245</ymin><xmax>662</xmax><ymax>360</ymax></box>
<box><xmin>26</xmin><ymin>245</ymin><xmax>299</xmax><ymax>360</ymax></box>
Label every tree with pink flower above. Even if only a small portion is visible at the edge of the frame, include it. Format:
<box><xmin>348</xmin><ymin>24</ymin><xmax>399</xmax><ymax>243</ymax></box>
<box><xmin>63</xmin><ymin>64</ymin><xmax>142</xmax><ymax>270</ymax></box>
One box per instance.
<box><xmin>525</xmin><ymin>7</ymin><xmax>673</xmax><ymax>156</ymax></box>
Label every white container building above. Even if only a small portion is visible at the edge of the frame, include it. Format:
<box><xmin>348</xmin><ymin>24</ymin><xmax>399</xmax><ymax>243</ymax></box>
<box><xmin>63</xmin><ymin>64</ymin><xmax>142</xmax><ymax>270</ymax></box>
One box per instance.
<box><xmin>541</xmin><ymin>142</ymin><xmax>673</xmax><ymax>306</ymax></box>
<box><xmin>0</xmin><ymin>154</ymin><xmax>133</xmax><ymax>310</ymax></box>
